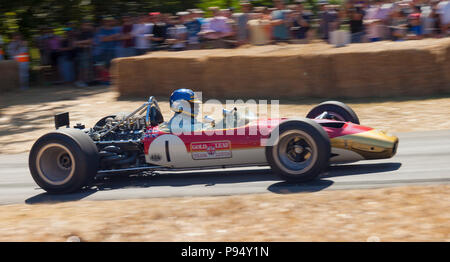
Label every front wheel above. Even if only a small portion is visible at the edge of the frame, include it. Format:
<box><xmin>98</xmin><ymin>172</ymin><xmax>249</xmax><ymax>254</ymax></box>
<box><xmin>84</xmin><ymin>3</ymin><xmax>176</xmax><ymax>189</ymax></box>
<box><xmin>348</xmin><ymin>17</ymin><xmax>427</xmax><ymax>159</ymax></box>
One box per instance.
<box><xmin>29</xmin><ymin>129</ymin><xmax>99</xmax><ymax>194</ymax></box>
<box><xmin>266</xmin><ymin>119</ymin><xmax>330</xmax><ymax>182</ymax></box>
<box><xmin>306</xmin><ymin>101</ymin><xmax>360</xmax><ymax>124</ymax></box>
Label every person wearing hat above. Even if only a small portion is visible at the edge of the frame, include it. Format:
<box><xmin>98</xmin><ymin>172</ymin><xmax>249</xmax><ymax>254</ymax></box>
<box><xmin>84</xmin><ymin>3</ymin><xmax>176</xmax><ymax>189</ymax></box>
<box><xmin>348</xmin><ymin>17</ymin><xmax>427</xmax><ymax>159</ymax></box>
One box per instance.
<box><xmin>406</xmin><ymin>12</ymin><xmax>424</xmax><ymax>39</ymax></box>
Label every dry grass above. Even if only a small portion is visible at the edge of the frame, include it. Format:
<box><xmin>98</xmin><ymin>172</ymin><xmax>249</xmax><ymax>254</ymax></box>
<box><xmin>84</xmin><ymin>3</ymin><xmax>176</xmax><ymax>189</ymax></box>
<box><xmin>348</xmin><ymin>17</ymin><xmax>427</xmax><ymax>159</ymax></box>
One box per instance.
<box><xmin>0</xmin><ymin>185</ymin><xmax>448</xmax><ymax>242</ymax></box>
<box><xmin>0</xmin><ymin>86</ymin><xmax>450</xmax><ymax>154</ymax></box>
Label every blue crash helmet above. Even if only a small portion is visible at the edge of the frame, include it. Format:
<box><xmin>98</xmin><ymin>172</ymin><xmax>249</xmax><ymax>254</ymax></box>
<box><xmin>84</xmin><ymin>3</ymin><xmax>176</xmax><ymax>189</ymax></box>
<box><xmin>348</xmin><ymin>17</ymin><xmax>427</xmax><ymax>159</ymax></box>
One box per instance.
<box><xmin>170</xmin><ymin>89</ymin><xmax>201</xmax><ymax>116</ymax></box>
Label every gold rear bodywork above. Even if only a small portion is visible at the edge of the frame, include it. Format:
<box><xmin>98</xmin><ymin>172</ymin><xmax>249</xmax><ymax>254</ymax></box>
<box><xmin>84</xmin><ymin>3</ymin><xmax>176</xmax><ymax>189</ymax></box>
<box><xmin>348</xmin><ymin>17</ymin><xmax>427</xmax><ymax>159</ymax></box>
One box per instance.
<box><xmin>331</xmin><ymin>130</ymin><xmax>399</xmax><ymax>160</ymax></box>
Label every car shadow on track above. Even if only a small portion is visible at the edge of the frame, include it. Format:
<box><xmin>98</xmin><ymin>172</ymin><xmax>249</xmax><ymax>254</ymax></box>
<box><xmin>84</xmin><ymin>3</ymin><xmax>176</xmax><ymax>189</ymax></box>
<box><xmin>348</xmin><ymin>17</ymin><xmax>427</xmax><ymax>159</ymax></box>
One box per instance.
<box><xmin>25</xmin><ymin>162</ymin><xmax>401</xmax><ymax>204</ymax></box>
<box><xmin>268</xmin><ymin>162</ymin><xmax>402</xmax><ymax>194</ymax></box>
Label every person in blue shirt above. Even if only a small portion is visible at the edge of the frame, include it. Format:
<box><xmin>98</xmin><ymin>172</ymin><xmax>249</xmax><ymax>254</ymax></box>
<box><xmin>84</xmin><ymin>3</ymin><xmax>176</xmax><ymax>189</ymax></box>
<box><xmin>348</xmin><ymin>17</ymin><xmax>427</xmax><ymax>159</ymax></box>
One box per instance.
<box><xmin>407</xmin><ymin>13</ymin><xmax>424</xmax><ymax>40</ymax></box>
<box><xmin>271</xmin><ymin>0</ymin><xmax>290</xmax><ymax>42</ymax></box>
<box><xmin>184</xmin><ymin>11</ymin><xmax>202</xmax><ymax>49</ymax></box>
<box><xmin>98</xmin><ymin>16</ymin><xmax>121</xmax><ymax>69</ymax></box>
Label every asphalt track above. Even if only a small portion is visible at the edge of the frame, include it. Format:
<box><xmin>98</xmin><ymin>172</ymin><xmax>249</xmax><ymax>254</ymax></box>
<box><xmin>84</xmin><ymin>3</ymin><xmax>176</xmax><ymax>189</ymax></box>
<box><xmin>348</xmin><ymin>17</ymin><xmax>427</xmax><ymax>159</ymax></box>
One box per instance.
<box><xmin>0</xmin><ymin>130</ymin><xmax>449</xmax><ymax>205</ymax></box>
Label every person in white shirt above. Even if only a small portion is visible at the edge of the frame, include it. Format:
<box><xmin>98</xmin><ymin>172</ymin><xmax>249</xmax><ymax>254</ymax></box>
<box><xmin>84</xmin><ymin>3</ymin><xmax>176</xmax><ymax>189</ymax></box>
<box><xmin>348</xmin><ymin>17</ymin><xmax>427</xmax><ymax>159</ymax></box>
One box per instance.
<box><xmin>437</xmin><ymin>0</ymin><xmax>450</xmax><ymax>35</ymax></box>
<box><xmin>166</xmin><ymin>15</ymin><xmax>188</xmax><ymax>51</ymax></box>
<box><xmin>132</xmin><ymin>14</ymin><xmax>154</xmax><ymax>55</ymax></box>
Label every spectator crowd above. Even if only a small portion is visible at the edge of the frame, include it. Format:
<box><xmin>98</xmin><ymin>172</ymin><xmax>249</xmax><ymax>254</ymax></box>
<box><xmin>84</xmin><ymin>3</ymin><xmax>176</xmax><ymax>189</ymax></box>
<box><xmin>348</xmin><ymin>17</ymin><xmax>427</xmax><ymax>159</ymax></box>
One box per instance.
<box><xmin>0</xmin><ymin>0</ymin><xmax>449</xmax><ymax>89</ymax></box>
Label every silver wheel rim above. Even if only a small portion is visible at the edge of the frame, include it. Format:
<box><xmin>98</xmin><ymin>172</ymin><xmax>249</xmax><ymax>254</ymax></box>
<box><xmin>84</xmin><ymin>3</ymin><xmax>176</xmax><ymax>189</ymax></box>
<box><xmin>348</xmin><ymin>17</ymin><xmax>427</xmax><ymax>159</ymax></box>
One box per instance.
<box><xmin>36</xmin><ymin>143</ymin><xmax>76</xmax><ymax>186</ymax></box>
<box><xmin>273</xmin><ymin>130</ymin><xmax>318</xmax><ymax>175</ymax></box>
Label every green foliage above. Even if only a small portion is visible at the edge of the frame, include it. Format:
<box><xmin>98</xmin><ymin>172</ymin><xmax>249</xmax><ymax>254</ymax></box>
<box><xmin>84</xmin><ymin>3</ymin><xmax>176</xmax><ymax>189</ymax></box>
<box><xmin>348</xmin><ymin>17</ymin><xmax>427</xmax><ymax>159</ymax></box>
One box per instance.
<box><xmin>0</xmin><ymin>0</ymin><xmax>201</xmax><ymax>40</ymax></box>
<box><xmin>0</xmin><ymin>0</ymin><xmax>341</xmax><ymax>42</ymax></box>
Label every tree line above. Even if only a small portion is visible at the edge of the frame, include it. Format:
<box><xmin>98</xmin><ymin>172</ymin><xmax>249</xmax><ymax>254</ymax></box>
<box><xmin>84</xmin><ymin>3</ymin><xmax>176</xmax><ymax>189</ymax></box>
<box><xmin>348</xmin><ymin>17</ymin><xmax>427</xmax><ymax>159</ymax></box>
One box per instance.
<box><xmin>0</xmin><ymin>0</ymin><xmax>281</xmax><ymax>39</ymax></box>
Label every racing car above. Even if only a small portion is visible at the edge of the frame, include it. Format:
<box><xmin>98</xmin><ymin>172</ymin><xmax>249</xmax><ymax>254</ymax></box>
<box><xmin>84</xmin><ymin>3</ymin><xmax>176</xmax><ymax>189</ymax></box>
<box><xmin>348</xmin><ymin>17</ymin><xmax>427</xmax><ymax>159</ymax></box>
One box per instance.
<box><xmin>29</xmin><ymin>97</ymin><xmax>399</xmax><ymax>194</ymax></box>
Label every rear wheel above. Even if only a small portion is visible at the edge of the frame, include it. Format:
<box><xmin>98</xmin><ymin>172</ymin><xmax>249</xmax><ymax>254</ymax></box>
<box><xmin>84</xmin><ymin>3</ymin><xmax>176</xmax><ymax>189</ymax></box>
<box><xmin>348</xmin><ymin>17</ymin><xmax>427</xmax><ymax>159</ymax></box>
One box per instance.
<box><xmin>266</xmin><ymin>119</ymin><xmax>330</xmax><ymax>182</ymax></box>
<box><xmin>306</xmin><ymin>101</ymin><xmax>360</xmax><ymax>124</ymax></box>
<box><xmin>29</xmin><ymin>129</ymin><xmax>99</xmax><ymax>194</ymax></box>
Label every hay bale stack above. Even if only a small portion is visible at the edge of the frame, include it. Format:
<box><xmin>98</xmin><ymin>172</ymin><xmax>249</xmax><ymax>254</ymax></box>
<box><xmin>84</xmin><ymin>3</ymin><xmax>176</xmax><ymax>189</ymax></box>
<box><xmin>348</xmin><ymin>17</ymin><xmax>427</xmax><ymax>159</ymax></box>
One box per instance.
<box><xmin>112</xmin><ymin>55</ymin><xmax>205</xmax><ymax>97</ymax></box>
<box><xmin>0</xmin><ymin>61</ymin><xmax>19</xmax><ymax>93</ymax></box>
<box><xmin>330</xmin><ymin>45</ymin><xmax>444</xmax><ymax>97</ymax></box>
<box><xmin>112</xmin><ymin>38</ymin><xmax>450</xmax><ymax>98</ymax></box>
<box><xmin>443</xmin><ymin>44</ymin><xmax>450</xmax><ymax>93</ymax></box>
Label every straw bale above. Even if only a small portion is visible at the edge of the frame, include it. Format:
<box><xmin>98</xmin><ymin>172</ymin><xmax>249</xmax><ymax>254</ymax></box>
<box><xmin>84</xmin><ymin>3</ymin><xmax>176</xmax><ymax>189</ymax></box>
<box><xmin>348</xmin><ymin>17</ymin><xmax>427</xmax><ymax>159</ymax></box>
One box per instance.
<box><xmin>0</xmin><ymin>61</ymin><xmax>19</xmax><ymax>93</ymax></box>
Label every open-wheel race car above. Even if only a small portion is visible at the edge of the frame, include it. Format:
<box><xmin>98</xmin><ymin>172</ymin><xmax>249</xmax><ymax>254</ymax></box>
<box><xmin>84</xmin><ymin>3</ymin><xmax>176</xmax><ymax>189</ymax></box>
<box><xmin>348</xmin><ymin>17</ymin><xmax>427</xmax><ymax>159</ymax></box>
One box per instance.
<box><xmin>29</xmin><ymin>97</ymin><xmax>399</xmax><ymax>194</ymax></box>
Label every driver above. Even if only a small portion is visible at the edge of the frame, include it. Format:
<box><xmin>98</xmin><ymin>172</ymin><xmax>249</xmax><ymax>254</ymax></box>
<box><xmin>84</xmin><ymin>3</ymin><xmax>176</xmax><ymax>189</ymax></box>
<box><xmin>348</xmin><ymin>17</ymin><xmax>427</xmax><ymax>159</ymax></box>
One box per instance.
<box><xmin>168</xmin><ymin>89</ymin><xmax>203</xmax><ymax>133</ymax></box>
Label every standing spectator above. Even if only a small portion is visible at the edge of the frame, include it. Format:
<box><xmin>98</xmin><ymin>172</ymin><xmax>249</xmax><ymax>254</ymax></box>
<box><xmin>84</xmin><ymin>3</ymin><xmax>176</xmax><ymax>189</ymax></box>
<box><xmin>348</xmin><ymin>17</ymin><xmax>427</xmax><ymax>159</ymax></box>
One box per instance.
<box><xmin>35</xmin><ymin>27</ymin><xmax>51</xmax><ymax>66</ymax></box>
<box><xmin>166</xmin><ymin>15</ymin><xmax>188</xmax><ymax>51</ymax></box>
<box><xmin>75</xmin><ymin>21</ymin><xmax>94</xmax><ymax>87</ymax></box>
<box><xmin>234</xmin><ymin>1</ymin><xmax>253</xmax><ymax>46</ymax></box>
<box><xmin>199</xmin><ymin>7</ymin><xmax>234</xmax><ymax>48</ymax></box>
<box><xmin>437</xmin><ymin>0</ymin><xmax>450</xmax><ymax>36</ymax></box>
<box><xmin>421</xmin><ymin>1</ymin><xmax>436</xmax><ymax>37</ymax></box>
<box><xmin>98</xmin><ymin>17</ymin><xmax>121</xmax><ymax>68</ymax></box>
<box><xmin>58</xmin><ymin>28</ymin><xmax>76</xmax><ymax>83</ymax></box>
<box><xmin>318</xmin><ymin>2</ymin><xmax>338</xmax><ymax>42</ymax></box>
<box><xmin>248</xmin><ymin>7</ymin><xmax>272</xmax><ymax>45</ymax></box>
<box><xmin>47</xmin><ymin>31</ymin><xmax>62</xmax><ymax>82</ymax></box>
<box><xmin>151</xmin><ymin>13</ymin><xmax>168</xmax><ymax>51</ymax></box>
<box><xmin>7</xmin><ymin>33</ymin><xmax>29</xmax><ymax>89</ymax></box>
<box><xmin>364</xmin><ymin>0</ymin><xmax>388</xmax><ymax>42</ymax></box>
<box><xmin>431</xmin><ymin>0</ymin><xmax>443</xmax><ymax>36</ymax></box>
<box><xmin>271</xmin><ymin>0</ymin><xmax>290</xmax><ymax>42</ymax></box>
<box><xmin>407</xmin><ymin>12</ymin><xmax>424</xmax><ymax>39</ymax></box>
<box><xmin>0</xmin><ymin>34</ymin><xmax>4</xmax><ymax>60</ymax></box>
<box><xmin>347</xmin><ymin>3</ymin><xmax>366</xmax><ymax>43</ymax></box>
<box><xmin>389</xmin><ymin>7</ymin><xmax>408</xmax><ymax>41</ymax></box>
<box><xmin>184</xmin><ymin>11</ymin><xmax>202</xmax><ymax>50</ymax></box>
<box><xmin>118</xmin><ymin>15</ymin><xmax>136</xmax><ymax>57</ymax></box>
<box><xmin>290</xmin><ymin>1</ymin><xmax>312</xmax><ymax>43</ymax></box>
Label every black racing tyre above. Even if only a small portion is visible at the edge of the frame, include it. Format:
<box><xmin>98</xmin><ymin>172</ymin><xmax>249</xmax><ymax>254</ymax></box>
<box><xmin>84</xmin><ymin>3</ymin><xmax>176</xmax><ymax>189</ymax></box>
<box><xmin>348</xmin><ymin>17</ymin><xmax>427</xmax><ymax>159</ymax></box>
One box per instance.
<box><xmin>266</xmin><ymin>118</ymin><xmax>330</xmax><ymax>182</ymax></box>
<box><xmin>29</xmin><ymin>129</ymin><xmax>99</xmax><ymax>194</ymax></box>
<box><xmin>306</xmin><ymin>101</ymin><xmax>360</xmax><ymax>124</ymax></box>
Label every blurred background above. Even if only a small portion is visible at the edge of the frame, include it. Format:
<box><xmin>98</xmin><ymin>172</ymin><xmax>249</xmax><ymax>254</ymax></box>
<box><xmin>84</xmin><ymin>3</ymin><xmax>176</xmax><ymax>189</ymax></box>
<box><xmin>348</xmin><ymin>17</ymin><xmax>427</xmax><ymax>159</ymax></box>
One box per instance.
<box><xmin>0</xmin><ymin>0</ymin><xmax>449</xmax><ymax>88</ymax></box>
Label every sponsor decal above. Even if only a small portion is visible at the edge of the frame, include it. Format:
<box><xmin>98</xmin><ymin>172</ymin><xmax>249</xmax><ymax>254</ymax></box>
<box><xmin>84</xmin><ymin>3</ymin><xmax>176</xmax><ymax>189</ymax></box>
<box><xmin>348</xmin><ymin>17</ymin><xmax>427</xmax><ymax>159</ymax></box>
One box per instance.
<box><xmin>190</xmin><ymin>141</ymin><xmax>232</xmax><ymax>160</ymax></box>
<box><xmin>150</xmin><ymin>154</ymin><xmax>162</xmax><ymax>162</ymax></box>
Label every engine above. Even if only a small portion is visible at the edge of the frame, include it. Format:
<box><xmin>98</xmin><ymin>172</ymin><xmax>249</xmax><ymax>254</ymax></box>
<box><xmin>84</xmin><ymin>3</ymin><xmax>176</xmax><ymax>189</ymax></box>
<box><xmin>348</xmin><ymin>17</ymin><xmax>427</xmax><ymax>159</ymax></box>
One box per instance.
<box><xmin>89</xmin><ymin>114</ymin><xmax>149</xmax><ymax>172</ymax></box>
<box><xmin>94</xmin><ymin>115</ymin><xmax>146</xmax><ymax>142</ymax></box>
